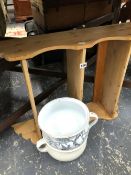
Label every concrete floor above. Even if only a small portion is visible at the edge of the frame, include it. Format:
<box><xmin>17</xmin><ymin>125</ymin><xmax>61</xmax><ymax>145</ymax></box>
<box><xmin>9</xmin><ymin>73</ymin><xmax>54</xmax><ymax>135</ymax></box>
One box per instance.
<box><xmin>0</xmin><ymin>63</ymin><xmax>131</xmax><ymax>175</ymax></box>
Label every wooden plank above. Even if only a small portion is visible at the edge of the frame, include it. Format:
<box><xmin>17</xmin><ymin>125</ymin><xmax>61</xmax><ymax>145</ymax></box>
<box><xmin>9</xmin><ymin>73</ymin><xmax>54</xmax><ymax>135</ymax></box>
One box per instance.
<box><xmin>12</xmin><ymin>119</ymin><xmax>40</xmax><ymax>144</ymax></box>
<box><xmin>93</xmin><ymin>41</ymin><xmax>108</xmax><ymax>102</ymax></box>
<box><xmin>0</xmin><ymin>2</ymin><xmax>6</xmax><ymax>36</ymax></box>
<box><xmin>66</xmin><ymin>49</ymin><xmax>86</xmax><ymax>100</ymax></box>
<box><xmin>8</xmin><ymin>66</ymin><xmax>66</xmax><ymax>78</ymax></box>
<box><xmin>87</xmin><ymin>102</ymin><xmax>117</xmax><ymax>120</ymax></box>
<box><xmin>0</xmin><ymin>23</ymin><xmax>131</xmax><ymax>61</ymax></box>
<box><xmin>96</xmin><ymin>41</ymin><xmax>131</xmax><ymax>117</ymax></box>
<box><xmin>21</xmin><ymin>60</ymin><xmax>41</xmax><ymax>138</ymax></box>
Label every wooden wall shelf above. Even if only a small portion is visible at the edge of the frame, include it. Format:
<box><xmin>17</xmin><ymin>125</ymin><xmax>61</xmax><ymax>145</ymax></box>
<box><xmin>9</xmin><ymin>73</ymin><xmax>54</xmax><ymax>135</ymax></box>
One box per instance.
<box><xmin>0</xmin><ymin>23</ymin><xmax>131</xmax><ymax>142</ymax></box>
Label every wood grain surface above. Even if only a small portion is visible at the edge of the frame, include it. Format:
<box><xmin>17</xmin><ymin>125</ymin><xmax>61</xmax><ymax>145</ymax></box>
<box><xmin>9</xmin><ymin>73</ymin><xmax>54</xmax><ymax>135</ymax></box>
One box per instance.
<box><xmin>0</xmin><ymin>23</ymin><xmax>131</xmax><ymax>61</ymax></box>
<box><xmin>67</xmin><ymin>49</ymin><xmax>86</xmax><ymax>100</ymax></box>
<box><xmin>21</xmin><ymin>60</ymin><xmax>41</xmax><ymax>138</ymax></box>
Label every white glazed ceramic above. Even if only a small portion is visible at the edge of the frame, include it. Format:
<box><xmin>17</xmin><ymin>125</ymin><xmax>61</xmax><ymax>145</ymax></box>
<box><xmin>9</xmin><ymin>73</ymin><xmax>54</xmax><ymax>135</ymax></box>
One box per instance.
<box><xmin>37</xmin><ymin>138</ymin><xmax>87</xmax><ymax>162</ymax></box>
<box><xmin>37</xmin><ymin>97</ymin><xmax>98</xmax><ymax>161</ymax></box>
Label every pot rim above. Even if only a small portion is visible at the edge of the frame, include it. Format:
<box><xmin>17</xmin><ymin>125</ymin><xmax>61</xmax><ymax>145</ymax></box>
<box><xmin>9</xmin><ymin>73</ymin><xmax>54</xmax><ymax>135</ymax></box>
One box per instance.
<box><xmin>38</xmin><ymin>97</ymin><xmax>90</xmax><ymax>138</ymax></box>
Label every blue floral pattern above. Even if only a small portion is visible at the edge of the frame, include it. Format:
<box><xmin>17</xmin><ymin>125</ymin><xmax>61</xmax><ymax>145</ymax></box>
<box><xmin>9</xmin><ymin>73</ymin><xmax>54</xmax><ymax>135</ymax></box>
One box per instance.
<box><xmin>43</xmin><ymin>129</ymin><xmax>89</xmax><ymax>150</ymax></box>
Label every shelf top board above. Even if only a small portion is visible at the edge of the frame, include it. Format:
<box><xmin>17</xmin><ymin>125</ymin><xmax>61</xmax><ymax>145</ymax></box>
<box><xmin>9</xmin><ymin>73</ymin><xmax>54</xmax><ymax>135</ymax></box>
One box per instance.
<box><xmin>0</xmin><ymin>22</ymin><xmax>131</xmax><ymax>61</ymax></box>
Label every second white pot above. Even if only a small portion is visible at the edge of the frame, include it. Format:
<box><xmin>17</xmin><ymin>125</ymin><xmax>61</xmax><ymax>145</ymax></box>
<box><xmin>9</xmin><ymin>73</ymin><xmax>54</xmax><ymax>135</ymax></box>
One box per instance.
<box><xmin>37</xmin><ymin>138</ymin><xmax>87</xmax><ymax>162</ymax></box>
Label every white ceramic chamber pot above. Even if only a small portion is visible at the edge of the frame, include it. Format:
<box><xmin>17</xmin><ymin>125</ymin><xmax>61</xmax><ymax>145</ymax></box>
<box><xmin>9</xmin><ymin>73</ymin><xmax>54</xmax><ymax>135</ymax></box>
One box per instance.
<box><xmin>36</xmin><ymin>97</ymin><xmax>98</xmax><ymax>161</ymax></box>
